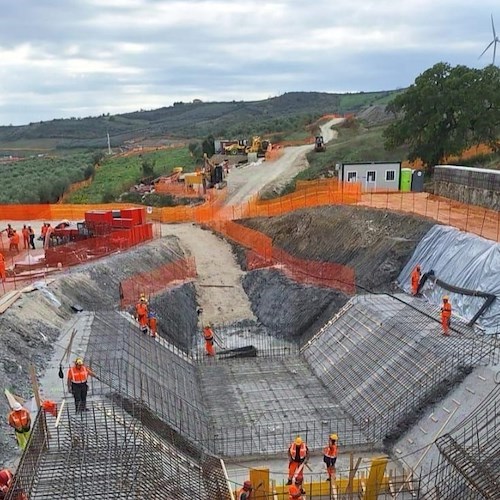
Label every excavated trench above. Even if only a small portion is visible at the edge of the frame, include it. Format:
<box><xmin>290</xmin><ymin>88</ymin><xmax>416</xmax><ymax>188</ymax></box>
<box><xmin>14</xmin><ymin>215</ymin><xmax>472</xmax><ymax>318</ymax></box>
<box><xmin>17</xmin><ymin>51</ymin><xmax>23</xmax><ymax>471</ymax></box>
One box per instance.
<box><xmin>0</xmin><ymin>206</ymin><xmax>435</xmax><ymax>468</ymax></box>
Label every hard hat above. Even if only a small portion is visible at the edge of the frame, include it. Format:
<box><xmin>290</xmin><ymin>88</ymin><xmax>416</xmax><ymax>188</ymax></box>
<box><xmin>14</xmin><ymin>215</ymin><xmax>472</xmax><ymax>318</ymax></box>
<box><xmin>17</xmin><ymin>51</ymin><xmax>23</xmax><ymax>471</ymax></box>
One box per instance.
<box><xmin>294</xmin><ymin>436</ymin><xmax>303</xmax><ymax>445</ymax></box>
<box><xmin>0</xmin><ymin>469</ymin><xmax>11</xmax><ymax>484</ymax></box>
<box><xmin>443</xmin><ymin>296</ymin><xmax>449</xmax><ymax>301</ymax></box>
<box><xmin>416</xmin><ymin>264</ymin><xmax>421</xmax><ymax>270</ymax></box>
<box><xmin>140</xmin><ymin>297</ymin><xmax>146</xmax><ymax>302</ymax></box>
<box><xmin>204</xmin><ymin>323</ymin><xmax>211</xmax><ymax>328</ymax></box>
<box><xmin>13</xmin><ymin>402</ymin><xmax>23</xmax><ymax>411</ymax></box>
<box><xmin>243</xmin><ymin>480</ymin><xmax>253</xmax><ymax>490</ymax></box>
<box><xmin>75</xmin><ymin>357</ymin><xmax>83</xmax><ymax>365</ymax></box>
<box><xmin>329</xmin><ymin>433</ymin><xmax>338</xmax><ymax>441</ymax></box>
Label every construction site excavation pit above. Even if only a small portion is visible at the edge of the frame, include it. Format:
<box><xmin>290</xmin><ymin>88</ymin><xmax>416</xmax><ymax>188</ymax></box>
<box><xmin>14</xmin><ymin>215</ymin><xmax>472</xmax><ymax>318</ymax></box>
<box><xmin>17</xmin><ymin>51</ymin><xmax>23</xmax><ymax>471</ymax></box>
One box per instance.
<box><xmin>2</xmin><ymin>202</ymin><xmax>499</xmax><ymax>499</ymax></box>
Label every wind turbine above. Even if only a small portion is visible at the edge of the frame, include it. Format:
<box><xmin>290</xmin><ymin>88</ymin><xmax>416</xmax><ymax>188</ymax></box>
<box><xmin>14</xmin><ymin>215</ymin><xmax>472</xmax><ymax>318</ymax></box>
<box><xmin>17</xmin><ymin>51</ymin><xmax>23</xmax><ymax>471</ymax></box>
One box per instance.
<box><xmin>479</xmin><ymin>14</ymin><xmax>499</xmax><ymax>65</ymax></box>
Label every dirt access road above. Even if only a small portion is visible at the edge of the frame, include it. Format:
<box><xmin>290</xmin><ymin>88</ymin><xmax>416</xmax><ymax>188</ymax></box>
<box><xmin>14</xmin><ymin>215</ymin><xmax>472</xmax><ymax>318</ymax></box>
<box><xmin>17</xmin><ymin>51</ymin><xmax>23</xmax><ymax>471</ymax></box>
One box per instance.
<box><xmin>224</xmin><ymin>117</ymin><xmax>342</xmax><ymax>206</ymax></box>
<box><xmin>162</xmin><ymin>118</ymin><xmax>343</xmax><ymax>326</ymax></box>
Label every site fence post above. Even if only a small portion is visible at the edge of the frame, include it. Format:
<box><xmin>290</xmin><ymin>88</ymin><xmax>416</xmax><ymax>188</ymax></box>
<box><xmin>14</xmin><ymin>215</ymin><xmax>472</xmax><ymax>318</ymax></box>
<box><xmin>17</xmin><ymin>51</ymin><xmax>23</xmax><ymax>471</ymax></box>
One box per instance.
<box><xmin>480</xmin><ymin>209</ymin><xmax>487</xmax><ymax>239</ymax></box>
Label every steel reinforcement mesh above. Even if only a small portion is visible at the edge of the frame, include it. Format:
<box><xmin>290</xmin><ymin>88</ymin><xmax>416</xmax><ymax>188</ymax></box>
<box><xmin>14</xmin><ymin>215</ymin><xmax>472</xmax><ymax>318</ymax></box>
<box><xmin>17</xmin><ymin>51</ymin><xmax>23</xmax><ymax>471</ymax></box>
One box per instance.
<box><xmin>426</xmin><ymin>385</ymin><xmax>500</xmax><ymax>499</ymax></box>
<box><xmin>301</xmin><ymin>294</ymin><xmax>497</xmax><ymax>443</ymax></box>
<box><xmin>6</xmin><ymin>399</ymin><xmax>231</xmax><ymax>500</ymax></box>
<box><xmin>86</xmin><ymin>311</ymin><xmax>210</xmax><ymax>444</ymax></box>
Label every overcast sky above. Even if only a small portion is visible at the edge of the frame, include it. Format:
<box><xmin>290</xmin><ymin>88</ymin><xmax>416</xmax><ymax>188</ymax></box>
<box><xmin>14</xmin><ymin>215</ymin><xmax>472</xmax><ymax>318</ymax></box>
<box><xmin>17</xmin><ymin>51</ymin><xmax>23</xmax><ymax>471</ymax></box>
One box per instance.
<box><xmin>0</xmin><ymin>0</ymin><xmax>498</xmax><ymax>125</ymax></box>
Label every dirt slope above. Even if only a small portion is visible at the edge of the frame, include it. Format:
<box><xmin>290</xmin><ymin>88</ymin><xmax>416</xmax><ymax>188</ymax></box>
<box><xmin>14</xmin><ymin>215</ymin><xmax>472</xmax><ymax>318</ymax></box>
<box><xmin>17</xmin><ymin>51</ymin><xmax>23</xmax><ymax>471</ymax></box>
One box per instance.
<box><xmin>240</xmin><ymin>205</ymin><xmax>435</xmax><ymax>292</ymax></box>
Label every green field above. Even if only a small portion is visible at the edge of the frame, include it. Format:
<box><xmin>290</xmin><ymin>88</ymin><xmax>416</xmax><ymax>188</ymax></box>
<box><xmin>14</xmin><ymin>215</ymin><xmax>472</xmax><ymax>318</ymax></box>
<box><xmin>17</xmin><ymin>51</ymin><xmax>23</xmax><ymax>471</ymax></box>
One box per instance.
<box><xmin>0</xmin><ymin>152</ymin><xmax>94</xmax><ymax>204</ymax></box>
<box><xmin>66</xmin><ymin>147</ymin><xmax>197</xmax><ymax>203</ymax></box>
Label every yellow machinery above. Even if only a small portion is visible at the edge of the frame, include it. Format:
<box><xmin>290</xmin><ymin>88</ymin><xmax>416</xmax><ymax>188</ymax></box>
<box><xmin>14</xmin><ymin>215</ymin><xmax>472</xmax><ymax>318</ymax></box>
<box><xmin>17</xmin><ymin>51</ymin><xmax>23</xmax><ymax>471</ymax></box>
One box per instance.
<box><xmin>224</xmin><ymin>143</ymin><xmax>246</xmax><ymax>155</ymax></box>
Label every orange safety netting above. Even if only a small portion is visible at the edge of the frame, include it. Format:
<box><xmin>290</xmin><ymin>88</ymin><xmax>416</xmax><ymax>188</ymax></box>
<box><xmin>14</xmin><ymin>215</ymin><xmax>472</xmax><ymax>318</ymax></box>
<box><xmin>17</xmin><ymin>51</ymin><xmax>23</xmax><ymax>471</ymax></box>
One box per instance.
<box><xmin>119</xmin><ymin>257</ymin><xmax>197</xmax><ymax>307</ymax></box>
<box><xmin>359</xmin><ymin>192</ymin><xmax>500</xmax><ymax>243</ymax></box>
<box><xmin>0</xmin><ymin>203</ymin><xmax>139</xmax><ymax>221</ymax></box>
<box><xmin>44</xmin><ymin>224</ymin><xmax>153</xmax><ymax>267</ymax></box>
<box><xmin>207</xmin><ymin>220</ymin><xmax>356</xmax><ymax>294</ymax></box>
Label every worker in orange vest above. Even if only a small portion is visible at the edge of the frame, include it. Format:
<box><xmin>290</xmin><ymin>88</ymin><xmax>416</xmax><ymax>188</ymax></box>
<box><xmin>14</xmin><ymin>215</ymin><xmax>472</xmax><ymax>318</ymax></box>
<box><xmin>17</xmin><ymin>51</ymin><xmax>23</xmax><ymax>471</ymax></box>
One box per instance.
<box><xmin>323</xmin><ymin>433</ymin><xmax>338</xmax><ymax>481</ymax></box>
<box><xmin>237</xmin><ymin>480</ymin><xmax>253</xmax><ymax>500</ymax></box>
<box><xmin>0</xmin><ymin>469</ymin><xmax>13</xmax><ymax>499</ymax></box>
<box><xmin>287</xmin><ymin>436</ymin><xmax>309</xmax><ymax>489</ymax></box>
<box><xmin>136</xmin><ymin>296</ymin><xmax>149</xmax><ymax>333</ymax></box>
<box><xmin>21</xmin><ymin>225</ymin><xmax>29</xmax><ymax>250</ymax></box>
<box><xmin>410</xmin><ymin>264</ymin><xmax>421</xmax><ymax>296</ymax></box>
<box><xmin>288</xmin><ymin>484</ymin><xmax>304</xmax><ymax>499</ymax></box>
<box><xmin>203</xmin><ymin>324</ymin><xmax>216</xmax><ymax>356</ymax></box>
<box><xmin>441</xmin><ymin>296</ymin><xmax>452</xmax><ymax>336</ymax></box>
<box><xmin>9</xmin><ymin>230</ymin><xmax>19</xmax><ymax>253</ymax></box>
<box><xmin>0</xmin><ymin>252</ymin><xmax>6</xmax><ymax>283</ymax></box>
<box><xmin>8</xmin><ymin>402</ymin><xmax>31</xmax><ymax>450</ymax></box>
<box><xmin>67</xmin><ymin>357</ymin><xmax>96</xmax><ymax>413</ymax></box>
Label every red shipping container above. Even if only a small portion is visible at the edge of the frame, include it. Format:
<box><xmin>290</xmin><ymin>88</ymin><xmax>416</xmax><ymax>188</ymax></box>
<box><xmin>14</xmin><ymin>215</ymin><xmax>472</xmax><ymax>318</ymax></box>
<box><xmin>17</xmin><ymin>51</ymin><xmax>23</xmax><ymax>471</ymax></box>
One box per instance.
<box><xmin>85</xmin><ymin>210</ymin><xmax>113</xmax><ymax>225</ymax></box>
<box><xmin>120</xmin><ymin>208</ymin><xmax>145</xmax><ymax>225</ymax></box>
<box><xmin>112</xmin><ymin>218</ymin><xmax>134</xmax><ymax>229</ymax></box>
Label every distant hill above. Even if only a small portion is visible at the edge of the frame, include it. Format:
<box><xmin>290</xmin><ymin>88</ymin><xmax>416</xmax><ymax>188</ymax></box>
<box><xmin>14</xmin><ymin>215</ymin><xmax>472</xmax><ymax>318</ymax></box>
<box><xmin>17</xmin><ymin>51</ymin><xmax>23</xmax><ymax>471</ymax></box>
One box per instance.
<box><xmin>0</xmin><ymin>90</ymin><xmax>400</xmax><ymax>150</ymax></box>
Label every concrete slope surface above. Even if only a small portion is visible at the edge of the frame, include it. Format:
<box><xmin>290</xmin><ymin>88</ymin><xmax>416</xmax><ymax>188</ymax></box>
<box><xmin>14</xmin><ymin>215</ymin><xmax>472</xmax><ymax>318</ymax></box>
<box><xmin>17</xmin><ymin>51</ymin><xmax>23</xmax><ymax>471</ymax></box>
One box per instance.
<box><xmin>162</xmin><ymin>223</ymin><xmax>256</xmax><ymax>326</ymax></box>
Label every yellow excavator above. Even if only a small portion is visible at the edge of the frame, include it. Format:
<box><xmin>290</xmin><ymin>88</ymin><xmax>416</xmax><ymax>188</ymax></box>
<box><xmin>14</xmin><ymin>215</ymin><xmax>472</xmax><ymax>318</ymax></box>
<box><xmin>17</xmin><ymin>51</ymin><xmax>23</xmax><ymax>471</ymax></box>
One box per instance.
<box><xmin>246</xmin><ymin>136</ymin><xmax>270</xmax><ymax>157</ymax></box>
<box><xmin>224</xmin><ymin>143</ymin><xmax>247</xmax><ymax>155</ymax></box>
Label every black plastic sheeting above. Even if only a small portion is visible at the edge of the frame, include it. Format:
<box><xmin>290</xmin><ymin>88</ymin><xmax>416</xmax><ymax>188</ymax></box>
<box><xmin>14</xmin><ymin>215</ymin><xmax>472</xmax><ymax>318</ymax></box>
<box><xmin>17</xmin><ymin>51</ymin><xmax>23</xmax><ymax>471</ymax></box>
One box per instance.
<box><xmin>397</xmin><ymin>225</ymin><xmax>500</xmax><ymax>334</ymax></box>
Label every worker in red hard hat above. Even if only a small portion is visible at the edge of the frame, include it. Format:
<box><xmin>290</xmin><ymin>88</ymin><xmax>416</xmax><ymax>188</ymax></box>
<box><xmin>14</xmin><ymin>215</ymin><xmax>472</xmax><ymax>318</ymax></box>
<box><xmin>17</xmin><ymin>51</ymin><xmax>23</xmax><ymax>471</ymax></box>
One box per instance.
<box><xmin>411</xmin><ymin>264</ymin><xmax>421</xmax><ymax>296</ymax></box>
<box><xmin>8</xmin><ymin>402</ymin><xmax>31</xmax><ymax>450</ymax></box>
<box><xmin>323</xmin><ymin>433</ymin><xmax>339</xmax><ymax>481</ymax></box>
<box><xmin>237</xmin><ymin>480</ymin><xmax>253</xmax><ymax>500</ymax></box>
<box><xmin>0</xmin><ymin>468</ymin><xmax>13</xmax><ymax>498</ymax></box>
<box><xmin>288</xmin><ymin>484</ymin><xmax>304</xmax><ymax>499</ymax></box>
<box><xmin>287</xmin><ymin>436</ymin><xmax>309</xmax><ymax>488</ymax></box>
<box><xmin>441</xmin><ymin>296</ymin><xmax>452</xmax><ymax>336</ymax></box>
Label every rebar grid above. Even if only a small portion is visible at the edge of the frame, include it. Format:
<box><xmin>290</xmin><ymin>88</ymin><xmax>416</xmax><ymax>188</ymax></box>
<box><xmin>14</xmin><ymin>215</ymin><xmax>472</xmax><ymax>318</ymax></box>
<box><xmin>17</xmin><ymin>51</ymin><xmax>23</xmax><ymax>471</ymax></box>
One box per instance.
<box><xmin>199</xmin><ymin>356</ymin><xmax>368</xmax><ymax>456</ymax></box>
<box><xmin>428</xmin><ymin>385</ymin><xmax>500</xmax><ymax>499</ymax></box>
<box><xmin>87</xmin><ymin>311</ymin><xmax>210</xmax><ymax>444</ymax></box>
<box><xmin>301</xmin><ymin>294</ymin><xmax>496</xmax><ymax>442</ymax></box>
<box><xmin>193</xmin><ymin>322</ymin><xmax>298</xmax><ymax>362</ymax></box>
<box><xmin>7</xmin><ymin>398</ymin><xmax>231</xmax><ymax>500</ymax></box>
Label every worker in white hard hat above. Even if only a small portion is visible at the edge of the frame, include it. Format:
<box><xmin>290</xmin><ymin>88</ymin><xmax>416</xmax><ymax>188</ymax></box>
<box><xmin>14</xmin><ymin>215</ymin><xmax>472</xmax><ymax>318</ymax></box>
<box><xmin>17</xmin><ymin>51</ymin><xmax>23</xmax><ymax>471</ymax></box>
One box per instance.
<box><xmin>8</xmin><ymin>402</ymin><xmax>31</xmax><ymax>450</ymax></box>
<box><xmin>323</xmin><ymin>433</ymin><xmax>339</xmax><ymax>481</ymax></box>
<box><xmin>67</xmin><ymin>358</ymin><xmax>96</xmax><ymax>413</ymax></box>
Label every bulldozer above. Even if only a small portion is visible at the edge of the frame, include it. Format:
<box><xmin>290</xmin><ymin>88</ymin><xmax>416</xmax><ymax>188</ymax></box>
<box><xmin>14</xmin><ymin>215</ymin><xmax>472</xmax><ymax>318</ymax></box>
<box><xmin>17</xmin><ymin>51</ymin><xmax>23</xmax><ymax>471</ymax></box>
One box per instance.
<box><xmin>314</xmin><ymin>135</ymin><xmax>326</xmax><ymax>152</ymax></box>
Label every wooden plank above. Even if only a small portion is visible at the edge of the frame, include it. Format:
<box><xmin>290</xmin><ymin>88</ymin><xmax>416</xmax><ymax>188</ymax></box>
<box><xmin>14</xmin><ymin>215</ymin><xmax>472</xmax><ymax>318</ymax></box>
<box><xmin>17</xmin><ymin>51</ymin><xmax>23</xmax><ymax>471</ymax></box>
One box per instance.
<box><xmin>0</xmin><ymin>290</ymin><xmax>22</xmax><ymax>314</ymax></box>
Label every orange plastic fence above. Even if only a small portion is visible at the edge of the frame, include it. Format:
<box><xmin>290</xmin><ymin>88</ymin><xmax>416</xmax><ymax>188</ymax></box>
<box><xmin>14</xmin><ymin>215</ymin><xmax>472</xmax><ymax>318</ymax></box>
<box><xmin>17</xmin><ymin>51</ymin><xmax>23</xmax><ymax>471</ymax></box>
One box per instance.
<box><xmin>119</xmin><ymin>257</ymin><xmax>197</xmax><ymax>307</ymax></box>
<box><xmin>0</xmin><ymin>203</ymin><xmax>139</xmax><ymax>221</ymax></box>
<box><xmin>45</xmin><ymin>223</ymin><xmax>153</xmax><ymax>267</ymax></box>
<box><xmin>208</xmin><ymin>220</ymin><xmax>356</xmax><ymax>294</ymax></box>
<box><xmin>359</xmin><ymin>192</ymin><xmax>500</xmax><ymax>243</ymax></box>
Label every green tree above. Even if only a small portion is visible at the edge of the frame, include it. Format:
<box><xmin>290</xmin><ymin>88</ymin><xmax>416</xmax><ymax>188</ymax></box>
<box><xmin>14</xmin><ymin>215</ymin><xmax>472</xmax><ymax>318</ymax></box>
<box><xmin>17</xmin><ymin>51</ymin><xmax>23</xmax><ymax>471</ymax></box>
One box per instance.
<box><xmin>202</xmin><ymin>135</ymin><xmax>215</xmax><ymax>156</ymax></box>
<box><xmin>141</xmin><ymin>159</ymin><xmax>155</xmax><ymax>177</ymax></box>
<box><xmin>92</xmin><ymin>151</ymin><xmax>105</xmax><ymax>166</ymax></box>
<box><xmin>384</xmin><ymin>63</ymin><xmax>500</xmax><ymax>171</ymax></box>
<box><xmin>188</xmin><ymin>141</ymin><xmax>203</xmax><ymax>160</ymax></box>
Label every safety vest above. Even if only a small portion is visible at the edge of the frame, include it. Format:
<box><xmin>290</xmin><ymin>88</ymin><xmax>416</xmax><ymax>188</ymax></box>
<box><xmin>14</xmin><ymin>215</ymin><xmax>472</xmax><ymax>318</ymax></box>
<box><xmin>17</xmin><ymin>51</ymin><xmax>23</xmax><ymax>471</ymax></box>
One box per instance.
<box><xmin>9</xmin><ymin>409</ymin><xmax>30</xmax><ymax>430</ymax></box>
<box><xmin>441</xmin><ymin>302</ymin><xmax>452</xmax><ymax>318</ymax></box>
<box><xmin>323</xmin><ymin>443</ymin><xmax>337</xmax><ymax>458</ymax></box>
<box><xmin>136</xmin><ymin>303</ymin><xmax>148</xmax><ymax>317</ymax></box>
<box><xmin>203</xmin><ymin>327</ymin><xmax>214</xmax><ymax>341</ymax></box>
<box><xmin>68</xmin><ymin>366</ymin><xmax>89</xmax><ymax>383</ymax></box>
<box><xmin>289</xmin><ymin>442</ymin><xmax>307</xmax><ymax>461</ymax></box>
